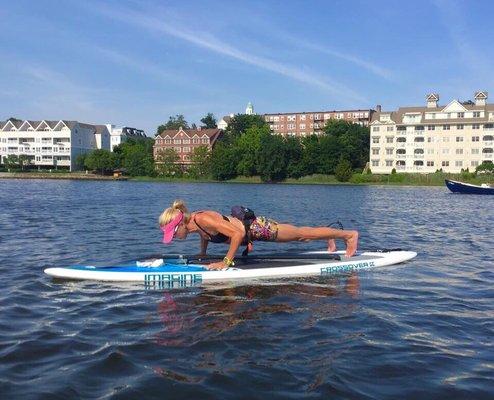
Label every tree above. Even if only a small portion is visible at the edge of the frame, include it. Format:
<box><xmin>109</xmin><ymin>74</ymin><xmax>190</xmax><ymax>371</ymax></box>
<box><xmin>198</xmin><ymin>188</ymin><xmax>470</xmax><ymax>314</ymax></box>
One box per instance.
<box><xmin>210</xmin><ymin>142</ymin><xmax>239</xmax><ymax>180</ymax></box>
<box><xmin>84</xmin><ymin>149</ymin><xmax>117</xmax><ymax>174</ymax></box>
<box><xmin>113</xmin><ymin>138</ymin><xmax>156</xmax><ymax>176</ymax></box>
<box><xmin>284</xmin><ymin>136</ymin><xmax>304</xmax><ymax>179</ymax></box>
<box><xmin>155</xmin><ymin>148</ymin><xmax>182</xmax><ymax>177</ymax></box>
<box><xmin>200</xmin><ymin>113</ymin><xmax>217</xmax><ymax>129</ymax></box>
<box><xmin>334</xmin><ymin>158</ymin><xmax>353</xmax><ymax>182</ymax></box>
<box><xmin>18</xmin><ymin>154</ymin><xmax>30</xmax><ymax>171</ymax></box>
<box><xmin>3</xmin><ymin>154</ymin><xmax>19</xmax><ymax>170</ymax></box>
<box><xmin>476</xmin><ymin>161</ymin><xmax>494</xmax><ymax>173</ymax></box>
<box><xmin>225</xmin><ymin>114</ymin><xmax>267</xmax><ymax>137</ymax></box>
<box><xmin>235</xmin><ymin>125</ymin><xmax>270</xmax><ymax>176</ymax></box>
<box><xmin>188</xmin><ymin>145</ymin><xmax>211</xmax><ymax>178</ymax></box>
<box><xmin>258</xmin><ymin>133</ymin><xmax>288</xmax><ymax>182</ymax></box>
<box><xmin>156</xmin><ymin>114</ymin><xmax>190</xmax><ymax>135</ymax></box>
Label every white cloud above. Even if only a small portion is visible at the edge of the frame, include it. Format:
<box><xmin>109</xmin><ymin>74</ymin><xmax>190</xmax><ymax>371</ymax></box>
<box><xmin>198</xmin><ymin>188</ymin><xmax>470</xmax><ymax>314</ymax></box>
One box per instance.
<box><xmin>85</xmin><ymin>2</ymin><xmax>367</xmax><ymax>104</ymax></box>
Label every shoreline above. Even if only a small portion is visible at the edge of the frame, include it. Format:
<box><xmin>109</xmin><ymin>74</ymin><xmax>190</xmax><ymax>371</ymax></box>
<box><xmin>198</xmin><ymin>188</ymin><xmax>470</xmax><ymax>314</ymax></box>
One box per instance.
<box><xmin>1</xmin><ymin>171</ymin><xmax>492</xmax><ymax>186</ymax></box>
<box><xmin>0</xmin><ymin>172</ymin><xmax>127</xmax><ymax>181</ymax></box>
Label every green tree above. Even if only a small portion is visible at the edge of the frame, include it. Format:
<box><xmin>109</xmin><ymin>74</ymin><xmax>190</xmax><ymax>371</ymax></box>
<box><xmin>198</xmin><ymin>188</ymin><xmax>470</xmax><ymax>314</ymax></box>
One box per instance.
<box><xmin>284</xmin><ymin>136</ymin><xmax>304</xmax><ymax>178</ymax></box>
<box><xmin>3</xmin><ymin>154</ymin><xmax>19</xmax><ymax>170</ymax></box>
<box><xmin>84</xmin><ymin>149</ymin><xmax>117</xmax><ymax>174</ymax></box>
<box><xmin>187</xmin><ymin>145</ymin><xmax>211</xmax><ymax>179</ymax></box>
<box><xmin>225</xmin><ymin>114</ymin><xmax>267</xmax><ymax>138</ymax></box>
<box><xmin>155</xmin><ymin>148</ymin><xmax>181</xmax><ymax>177</ymax></box>
<box><xmin>334</xmin><ymin>158</ymin><xmax>353</xmax><ymax>182</ymax></box>
<box><xmin>258</xmin><ymin>133</ymin><xmax>288</xmax><ymax>182</ymax></box>
<box><xmin>210</xmin><ymin>142</ymin><xmax>238</xmax><ymax>180</ymax></box>
<box><xmin>156</xmin><ymin>114</ymin><xmax>190</xmax><ymax>135</ymax></box>
<box><xmin>200</xmin><ymin>113</ymin><xmax>217</xmax><ymax>129</ymax></box>
<box><xmin>299</xmin><ymin>135</ymin><xmax>323</xmax><ymax>176</ymax></box>
<box><xmin>18</xmin><ymin>154</ymin><xmax>30</xmax><ymax>171</ymax></box>
<box><xmin>235</xmin><ymin>125</ymin><xmax>270</xmax><ymax>176</ymax></box>
<box><xmin>476</xmin><ymin>161</ymin><xmax>494</xmax><ymax>173</ymax></box>
<box><xmin>113</xmin><ymin>138</ymin><xmax>156</xmax><ymax>176</ymax></box>
<box><xmin>75</xmin><ymin>154</ymin><xmax>87</xmax><ymax>170</ymax></box>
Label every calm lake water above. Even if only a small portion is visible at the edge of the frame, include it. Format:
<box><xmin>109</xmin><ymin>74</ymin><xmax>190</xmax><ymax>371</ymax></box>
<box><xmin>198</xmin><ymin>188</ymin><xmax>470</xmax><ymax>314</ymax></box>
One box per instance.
<box><xmin>0</xmin><ymin>179</ymin><xmax>493</xmax><ymax>399</ymax></box>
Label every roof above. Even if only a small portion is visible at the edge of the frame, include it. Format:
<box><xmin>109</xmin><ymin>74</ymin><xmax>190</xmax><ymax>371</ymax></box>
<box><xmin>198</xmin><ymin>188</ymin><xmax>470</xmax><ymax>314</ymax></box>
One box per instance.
<box><xmin>371</xmin><ymin>101</ymin><xmax>494</xmax><ymax>125</ymax></box>
<box><xmin>264</xmin><ymin>109</ymin><xmax>374</xmax><ymax>116</ymax></box>
<box><xmin>158</xmin><ymin>127</ymin><xmax>222</xmax><ymax>139</ymax></box>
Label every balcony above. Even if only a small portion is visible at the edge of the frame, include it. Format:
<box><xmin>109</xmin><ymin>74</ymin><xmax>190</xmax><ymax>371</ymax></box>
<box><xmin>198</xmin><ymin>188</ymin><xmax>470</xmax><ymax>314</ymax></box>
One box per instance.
<box><xmin>396</xmin><ymin>154</ymin><xmax>407</xmax><ymax>159</ymax></box>
<box><xmin>413</xmin><ymin>154</ymin><xmax>425</xmax><ymax>159</ymax></box>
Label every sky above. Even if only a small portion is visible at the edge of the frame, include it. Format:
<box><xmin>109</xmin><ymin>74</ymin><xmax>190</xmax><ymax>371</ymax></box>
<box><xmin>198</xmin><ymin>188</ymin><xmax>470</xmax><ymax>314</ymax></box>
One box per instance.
<box><xmin>1</xmin><ymin>0</ymin><xmax>493</xmax><ymax>135</ymax></box>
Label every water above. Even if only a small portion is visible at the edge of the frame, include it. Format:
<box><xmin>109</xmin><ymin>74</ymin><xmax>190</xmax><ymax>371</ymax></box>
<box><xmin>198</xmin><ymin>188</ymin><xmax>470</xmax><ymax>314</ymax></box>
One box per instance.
<box><xmin>0</xmin><ymin>179</ymin><xmax>493</xmax><ymax>399</ymax></box>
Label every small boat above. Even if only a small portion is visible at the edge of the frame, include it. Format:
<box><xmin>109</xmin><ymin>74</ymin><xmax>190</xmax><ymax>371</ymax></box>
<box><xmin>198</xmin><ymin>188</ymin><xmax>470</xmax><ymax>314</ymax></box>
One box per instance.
<box><xmin>445</xmin><ymin>179</ymin><xmax>494</xmax><ymax>194</ymax></box>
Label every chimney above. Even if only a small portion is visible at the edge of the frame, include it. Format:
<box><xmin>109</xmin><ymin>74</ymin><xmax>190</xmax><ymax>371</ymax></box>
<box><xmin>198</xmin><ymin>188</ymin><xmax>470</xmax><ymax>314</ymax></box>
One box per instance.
<box><xmin>474</xmin><ymin>91</ymin><xmax>488</xmax><ymax>106</ymax></box>
<box><xmin>426</xmin><ymin>93</ymin><xmax>439</xmax><ymax>108</ymax></box>
<box><xmin>197</xmin><ymin>126</ymin><xmax>201</xmax><ymax>131</ymax></box>
<box><xmin>376</xmin><ymin>105</ymin><xmax>382</xmax><ymax>113</ymax></box>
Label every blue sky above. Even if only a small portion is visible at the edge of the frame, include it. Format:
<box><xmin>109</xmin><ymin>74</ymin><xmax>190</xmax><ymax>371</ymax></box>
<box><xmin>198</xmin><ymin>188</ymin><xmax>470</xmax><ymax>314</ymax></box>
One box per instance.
<box><xmin>1</xmin><ymin>0</ymin><xmax>493</xmax><ymax>135</ymax></box>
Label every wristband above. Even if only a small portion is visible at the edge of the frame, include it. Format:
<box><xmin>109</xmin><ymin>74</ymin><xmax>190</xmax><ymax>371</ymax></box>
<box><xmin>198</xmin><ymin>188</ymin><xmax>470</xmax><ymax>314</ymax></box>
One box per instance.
<box><xmin>223</xmin><ymin>257</ymin><xmax>235</xmax><ymax>267</ymax></box>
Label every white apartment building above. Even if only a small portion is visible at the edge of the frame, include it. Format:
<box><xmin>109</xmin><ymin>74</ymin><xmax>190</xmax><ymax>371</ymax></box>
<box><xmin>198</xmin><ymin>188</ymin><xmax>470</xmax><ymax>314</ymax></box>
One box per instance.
<box><xmin>106</xmin><ymin>125</ymin><xmax>146</xmax><ymax>151</ymax></box>
<box><xmin>369</xmin><ymin>91</ymin><xmax>494</xmax><ymax>174</ymax></box>
<box><xmin>0</xmin><ymin>119</ymin><xmax>111</xmax><ymax>171</ymax></box>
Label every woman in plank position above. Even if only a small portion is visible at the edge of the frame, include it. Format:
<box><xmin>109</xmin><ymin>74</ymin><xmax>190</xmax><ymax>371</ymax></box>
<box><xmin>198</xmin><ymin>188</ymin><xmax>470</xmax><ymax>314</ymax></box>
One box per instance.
<box><xmin>159</xmin><ymin>199</ymin><xmax>359</xmax><ymax>270</ymax></box>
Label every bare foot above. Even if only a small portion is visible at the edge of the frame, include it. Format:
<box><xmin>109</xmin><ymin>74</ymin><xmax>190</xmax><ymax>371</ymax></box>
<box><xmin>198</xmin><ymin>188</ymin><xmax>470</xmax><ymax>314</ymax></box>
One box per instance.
<box><xmin>327</xmin><ymin>239</ymin><xmax>337</xmax><ymax>252</ymax></box>
<box><xmin>345</xmin><ymin>231</ymin><xmax>359</xmax><ymax>257</ymax></box>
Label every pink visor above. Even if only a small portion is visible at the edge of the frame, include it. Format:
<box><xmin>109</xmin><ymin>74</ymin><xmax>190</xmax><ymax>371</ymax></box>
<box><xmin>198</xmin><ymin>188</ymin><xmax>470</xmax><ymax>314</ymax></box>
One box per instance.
<box><xmin>160</xmin><ymin>212</ymin><xmax>183</xmax><ymax>244</ymax></box>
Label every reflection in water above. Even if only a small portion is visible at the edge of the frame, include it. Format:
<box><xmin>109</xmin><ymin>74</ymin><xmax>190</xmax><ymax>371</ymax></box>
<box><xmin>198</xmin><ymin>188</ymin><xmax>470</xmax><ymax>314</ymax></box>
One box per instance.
<box><xmin>153</xmin><ymin>274</ymin><xmax>360</xmax><ymax>348</ymax></box>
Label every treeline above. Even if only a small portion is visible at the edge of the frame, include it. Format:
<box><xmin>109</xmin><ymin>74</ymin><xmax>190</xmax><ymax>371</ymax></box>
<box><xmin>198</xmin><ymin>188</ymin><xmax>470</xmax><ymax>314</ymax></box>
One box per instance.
<box><xmin>209</xmin><ymin>115</ymin><xmax>370</xmax><ymax>182</ymax></box>
<box><xmin>81</xmin><ymin>114</ymin><xmax>371</xmax><ymax>181</ymax></box>
<box><xmin>78</xmin><ymin>138</ymin><xmax>155</xmax><ymax>176</ymax></box>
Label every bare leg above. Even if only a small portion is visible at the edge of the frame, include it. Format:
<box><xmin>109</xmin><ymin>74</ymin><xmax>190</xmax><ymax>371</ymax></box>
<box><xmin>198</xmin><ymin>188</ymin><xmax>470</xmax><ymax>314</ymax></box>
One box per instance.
<box><xmin>328</xmin><ymin>239</ymin><xmax>337</xmax><ymax>253</ymax></box>
<box><xmin>276</xmin><ymin>224</ymin><xmax>359</xmax><ymax>257</ymax></box>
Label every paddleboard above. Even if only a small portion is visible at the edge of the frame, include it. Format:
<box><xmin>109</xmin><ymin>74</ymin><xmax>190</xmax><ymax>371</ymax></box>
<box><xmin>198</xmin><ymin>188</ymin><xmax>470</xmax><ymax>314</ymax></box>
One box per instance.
<box><xmin>44</xmin><ymin>250</ymin><xmax>417</xmax><ymax>287</ymax></box>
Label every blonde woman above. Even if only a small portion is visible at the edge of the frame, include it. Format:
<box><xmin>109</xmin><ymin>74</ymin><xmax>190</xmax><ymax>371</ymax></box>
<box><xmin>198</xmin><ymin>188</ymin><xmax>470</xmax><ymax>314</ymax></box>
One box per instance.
<box><xmin>159</xmin><ymin>200</ymin><xmax>359</xmax><ymax>270</ymax></box>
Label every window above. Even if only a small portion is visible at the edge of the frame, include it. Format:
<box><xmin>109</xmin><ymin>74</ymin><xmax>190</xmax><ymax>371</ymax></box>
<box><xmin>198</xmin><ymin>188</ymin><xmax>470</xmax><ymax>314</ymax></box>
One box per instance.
<box><xmin>414</xmin><ymin>149</ymin><xmax>424</xmax><ymax>154</ymax></box>
<box><xmin>427</xmin><ymin>137</ymin><xmax>434</xmax><ymax>143</ymax></box>
<box><xmin>427</xmin><ymin>161</ymin><xmax>434</xmax><ymax>166</ymax></box>
<box><xmin>384</xmin><ymin>160</ymin><xmax>392</xmax><ymax>166</ymax></box>
<box><xmin>473</xmin><ymin>124</ymin><xmax>480</xmax><ymax>130</ymax></box>
<box><xmin>386</xmin><ymin>137</ymin><xmax>393</xmax><ymax>143</ymax></box>
<box><xmin>372</xmin><ymin>137</ymin><xmax>380</xmax><ymax>144</ymax></box>
<box><xmin>174</xmin><ymin>139</ymin><xmax>181</xmax><ymax>144</ymax></box>
<box><xmin>456</xmin><ymin>136</ymin><xmax>464</xmax><ymax>142</ymax></box>
<box><xmin>372</xmin><ymin>126</ymin><xmax>380</xmax><ymax>132</ymax></box>
<box><xmin>472</xmin><ymin>148</ymin><xmax>480</xmax><ymax>155</ymax></box>
<box><xmin>458</xmin><ymin>112</ymin><xmax>464</xmax><ymax>118</ymax></box>
<box><xmin>372</xmin><ymin>160</ymin><xmax>379</xmax><ymax>166</ymax></box>
<box><xmin>472</xmin><ymin>136</ymin><xmax>479</xmax><ymax>142</ymax></box>
<box><xmin>427</xmin><ymin>125</ymin><xmax>435</xmax><ymax>130</ymax></box>
<box><xmin>456</xmin><ymin>148</ymin><xmax>463</xmax><ymax>155</ymax></box>
<box><xmin>443</xmin><ymin>137</ymin><xmax>450</xmax><ymax>142</ymax></box>
<box><xmin>397</xmin><ymin>149</ymin><xmax>406</xmax><ymax>154</ymax></box>
<box><xmin>183</xmin><ymin>147</ymin><xmax>190</xmax><ymax>153</ymax></box>
<box><xmin>414</xmin><ymin>137</ymin><xmax>425</xmax><ymax>142</ymax></box>
<box><xmin>473</xmin><ymin>111</ymin><xmax>480</xmax><ymax>117</ymax></box>
<box><xmin>443</xmin><ymin>125</ymin><xmax>450</xmax><ymax>130</ymax></box>
<box><xmin>442</xmin><ymin>161</ymin><xmax>449</xmax><ymax>167</ymax></box>
<box><xmin>387</xmin><ymin>126</ymin><xmax>394</xmax><ymax>132</ymax></box>
<box><xmin>427</xmin><ymin>149</ymin><xmax>435</xmax><ymax>154</ymax></box>
<box><xmin>397</xmin><ymin>137</ymin><xmax>406</xmax><ymax>143</ymax></box>
<box><xmin>483</xmin><ymin>135</ymin><xmax>494</xmax><ymax>141</ymax></box>
<box><xmin>300</xmin><ymin>124</ymin><xmax>306</xmax><ymax>129</ymax></box>
<box><xmin>455</xmin><ymin>161</ymin><xmax>463</xmax><ymax>167</ymax></box>
<box><xmin>193</xmin><ymin>138</ymin><xmax>200</xmax><ymax>144</ymax></box>
<box><xmin>471</xmin><ymin>161</ymin><xmax>479</xmax><ymax>167</ymax></box>
<box><xmin>300</xmin><ymin>115</ymin><xmax>306</xmax><ymax>121</ymax></box>
<box><xmin>372</xmin><ymin>148</ymin><xmax>379</xmax><ymax>155</ymax></box>
<box><xmin>386</xmin><ymin>148</ymin><xmax>393</xmax><ymax>155</ymax></box>
<box><xmin>442</xmin><ymin>149</ymin><xmax>450</xmax><ymax>155</ymax></box>
<box><xmin>182</xmin><ymin>139</ymin><xmax>190</xmax><ymax>144</ymax></box>
<box><xmin>165</xmin><ymin>139</ymin><xmax>171</xmax><ymax>144</ymax></box>
<box><xmin>457</xmin><ymin>124</ymin><xmax>464</xmax><ymax>130</ymax></box>
<box><xmin>201</xmin><ymin>138</ymin><xmax>209</xmax><ymax>144</ymax></box>
<box><xmin>397</xmin><ymin>126</ymin><xmax>406</xmax><ymax>131</ymax></box>
<box><xmin>414</xmin><ymin>160</ymin><xmax>424</xmax><ymax>166</ymax></box>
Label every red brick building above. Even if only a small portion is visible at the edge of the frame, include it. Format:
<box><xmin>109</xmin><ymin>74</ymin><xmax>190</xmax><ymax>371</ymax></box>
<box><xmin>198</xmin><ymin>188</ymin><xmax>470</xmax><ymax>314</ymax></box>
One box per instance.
<box><xmin>263</xmin><ymin>109</ymin><xmax>375</xmax><ymax>137</ymax></box>
<box><xmin>153</xmin><ymin>127</ymin><xmax>222</xmax><ymax>167</ymax></box>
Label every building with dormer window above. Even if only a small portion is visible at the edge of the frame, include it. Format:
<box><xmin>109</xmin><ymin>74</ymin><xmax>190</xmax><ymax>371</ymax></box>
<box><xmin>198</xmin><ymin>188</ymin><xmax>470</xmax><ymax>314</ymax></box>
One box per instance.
<box><xmin>153</xmin><ymin>127</ymin><xmax>222</xmax><ymax>168</ymax></box>
<box><xmin>369</xmin><ymin>91</ymin><xmax>494</xmax><ymax>173</ymax></box>
<box><xmin>0</xmin><ymin>119</ymin><xmax>111</xmax><ymax>171</ymax></box>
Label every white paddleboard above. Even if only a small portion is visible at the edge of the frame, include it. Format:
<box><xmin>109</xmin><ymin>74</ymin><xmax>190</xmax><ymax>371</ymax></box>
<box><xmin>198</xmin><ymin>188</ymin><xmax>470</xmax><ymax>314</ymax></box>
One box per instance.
<box><xmin>44</xmin><ymin>250</ymin><xmax>417</xmax><ymax>286</ymax></box>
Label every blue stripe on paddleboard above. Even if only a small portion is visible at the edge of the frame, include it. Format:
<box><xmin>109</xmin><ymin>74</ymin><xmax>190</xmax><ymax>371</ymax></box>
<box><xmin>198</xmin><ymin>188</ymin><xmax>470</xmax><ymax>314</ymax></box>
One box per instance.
<box><xmin>66</xmin><ymin>264</ymin><xmax>207</xmax><ymax>273</ymax></box>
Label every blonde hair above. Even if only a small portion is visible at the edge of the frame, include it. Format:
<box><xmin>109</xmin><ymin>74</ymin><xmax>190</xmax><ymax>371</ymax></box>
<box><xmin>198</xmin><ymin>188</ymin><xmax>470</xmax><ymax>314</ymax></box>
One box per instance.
<box><xmin>158</xmin><ymin>199</ymin><xmax>190</xmax><ymax>227</ymax></box>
